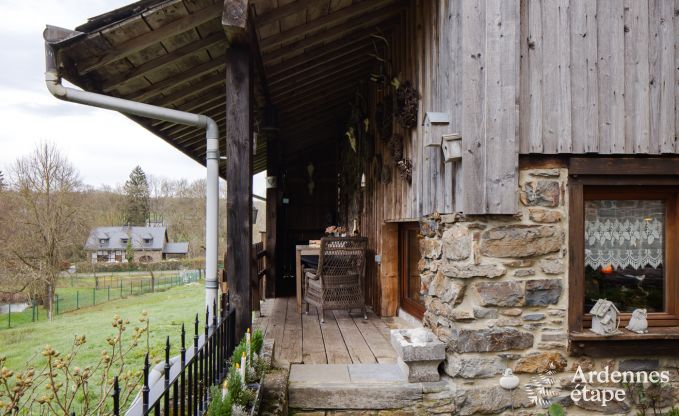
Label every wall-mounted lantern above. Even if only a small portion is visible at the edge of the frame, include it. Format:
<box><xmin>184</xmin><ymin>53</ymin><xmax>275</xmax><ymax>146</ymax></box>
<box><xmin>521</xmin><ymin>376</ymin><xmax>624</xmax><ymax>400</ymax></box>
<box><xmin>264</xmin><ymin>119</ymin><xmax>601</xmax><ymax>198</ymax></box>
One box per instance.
<box><xmin>265</xmin><ymin>176</ymin><xmax>277</xmax><ymax>189</ymax></box>
<box><xmin>441</xmin><ymin>133</ymin><xmax>462</xmax><ymax>162</ymax></box>
<box><xmin>422</xmin><ymin>111</ymin><xmax>450</xmax><ymax>147</ymax></box>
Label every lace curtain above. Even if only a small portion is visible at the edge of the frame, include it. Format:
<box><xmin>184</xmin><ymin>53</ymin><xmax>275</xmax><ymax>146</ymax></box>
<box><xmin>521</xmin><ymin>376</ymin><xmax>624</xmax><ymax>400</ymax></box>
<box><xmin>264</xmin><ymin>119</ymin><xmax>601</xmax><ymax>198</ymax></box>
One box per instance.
<box><xmin>585</xmin><ymin>200</ymin><xmax>664</xmax><ymax>270</ymax></box>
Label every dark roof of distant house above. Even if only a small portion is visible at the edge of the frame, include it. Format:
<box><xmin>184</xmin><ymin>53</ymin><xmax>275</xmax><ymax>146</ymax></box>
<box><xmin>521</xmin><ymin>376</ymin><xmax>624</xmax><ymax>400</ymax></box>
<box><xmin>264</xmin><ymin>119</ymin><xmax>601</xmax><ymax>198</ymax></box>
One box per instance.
<box><xmin>163</xmin><ymin>242</ymin><xmax>189</xmax><ymax>254</ymax></box>
<box><xmin>84</xmin><ymin>226</ymin><xmax>167</xmax><ymax>251</ymax></box>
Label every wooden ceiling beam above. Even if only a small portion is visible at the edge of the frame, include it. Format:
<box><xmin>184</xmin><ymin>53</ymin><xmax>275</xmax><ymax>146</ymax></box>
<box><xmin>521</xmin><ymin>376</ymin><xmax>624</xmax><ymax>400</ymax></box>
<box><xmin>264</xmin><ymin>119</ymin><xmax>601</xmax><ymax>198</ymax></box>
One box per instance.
<box><xmin>152</xmin><ymin>92</ymin><xmax>225</xmax><ymax>127</ymax></box>
<box><xmin>254</xmin><ymin>0</ymin><xmax>320</xmax><ymax>27</ymax></box>
<box><xmin>126</xmin><ymin>57</ymin><xmax>225</xmax><ymax>102</ymax></box>
<box><xmin>222</xmin><ymin>0</ymin><xmax>251</xmax><ymax>45</ymax></box>
<box><xmin>79</xmin><ymin>3</ymin><xmax>222</xmax><ymax>75</ymax></box>
<box><xmin>259</xmin><ymin>0</ymin><xmax>394</xmax><ymax>50</ymax></box>
<box><xmin>276</xmin><ymin>87</ymin><xmax>355</xmax><ymax>114</ymax></box>
<box><xmin>173</xmin><ymin>113</ymin><xmax>226</xmax><ymax>144</ymax></box>
<box><xmin>271</xmin><ymin>56</ymin><xmax>370</xmax><ymax>97</ymax></box>
<box><xmin>151</xmin><ymin>72</ymin><xmax>225</xmax><ymax>107</ymax></box>
<box><xmin>162</xmin><ymin>100</ymin><xmax>226</xmax><ymax>135</ymax></box>
<box><xmin>261</xmin><ymin>2</ymin><xmax>404</xmax><ymax>61</ymax></box>
<box><xmin>265</xmin><ymin>22</ymin><xmax>397</xmax><ymax>78</ymax></box>
<box><xmin>268</xmin><ymin>50</ymin><xmax>373</xmax><ymax>88</ymax></box>
<box><xmin>273</xmin><ymin>75</ymin><xmax>365</xmax><ymax>107</ymax></box>
<box><xmin>280</xmin><ymin>109</ymin><xmax>347</xmax><ymax>133</ymax></box>
<box><xmin>101</xmin><ymin>32</ymin><xmax>226</xmax><ymax>92</ymax></box>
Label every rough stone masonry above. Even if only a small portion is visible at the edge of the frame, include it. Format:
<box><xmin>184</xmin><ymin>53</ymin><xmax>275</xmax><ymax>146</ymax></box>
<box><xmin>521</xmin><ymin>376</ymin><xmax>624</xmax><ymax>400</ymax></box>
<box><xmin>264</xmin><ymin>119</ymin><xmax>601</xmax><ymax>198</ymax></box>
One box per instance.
<box><xmin>416</xmin><ymin>167</ymin><xmax>679</xmax><ymax>415</ymax></box>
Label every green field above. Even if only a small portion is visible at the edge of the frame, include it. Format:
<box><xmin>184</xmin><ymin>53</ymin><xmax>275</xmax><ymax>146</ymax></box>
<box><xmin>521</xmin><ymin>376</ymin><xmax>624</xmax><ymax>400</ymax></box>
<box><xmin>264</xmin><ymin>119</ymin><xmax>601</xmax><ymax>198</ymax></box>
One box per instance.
<box><xmin>0</xmin><ymin>282</ymin><xmax>207</xmax><ymax>372</ymax></box>
<box><xmin>1</xmin><ymin>270</ymin><xmax>201</xmax><ymax>328</ymax></box>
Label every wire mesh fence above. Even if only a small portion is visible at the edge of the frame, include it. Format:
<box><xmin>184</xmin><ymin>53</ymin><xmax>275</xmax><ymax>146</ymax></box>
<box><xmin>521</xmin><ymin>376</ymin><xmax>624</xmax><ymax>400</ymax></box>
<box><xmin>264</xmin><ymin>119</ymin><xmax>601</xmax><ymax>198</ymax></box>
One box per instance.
<box><xmin>2</xmin><ymin>269</ymin><xmax>202</xmax><ymax>329</ymax></box>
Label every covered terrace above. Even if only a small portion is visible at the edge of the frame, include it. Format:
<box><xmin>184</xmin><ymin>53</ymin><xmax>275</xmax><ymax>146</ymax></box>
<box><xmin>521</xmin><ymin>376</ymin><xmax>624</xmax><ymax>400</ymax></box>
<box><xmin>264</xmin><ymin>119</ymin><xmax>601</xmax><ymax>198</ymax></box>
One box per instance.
<box><xmin>44</xmin><ymin>0</ymin><xmax>421</xmax><ymax>352</ymax></box>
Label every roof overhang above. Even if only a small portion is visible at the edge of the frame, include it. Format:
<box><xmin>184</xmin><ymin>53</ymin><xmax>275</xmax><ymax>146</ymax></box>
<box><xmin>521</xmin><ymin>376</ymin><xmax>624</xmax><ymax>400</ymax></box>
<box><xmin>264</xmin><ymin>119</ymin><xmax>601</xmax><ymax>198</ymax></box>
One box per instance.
<box><xmin>46</xmin><ymin>0</ymin><xmax>405</xmax><ymax>174</ymax></box>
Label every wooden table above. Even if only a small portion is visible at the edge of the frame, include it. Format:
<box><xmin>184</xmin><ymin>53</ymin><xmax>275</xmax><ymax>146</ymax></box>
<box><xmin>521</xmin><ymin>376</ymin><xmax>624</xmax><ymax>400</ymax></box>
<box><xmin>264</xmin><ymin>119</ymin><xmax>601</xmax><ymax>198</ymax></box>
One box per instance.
<box><xmin>295</xmin><ymin>245</ymin><xmax>320</xmax><ymax>313</ymax></box>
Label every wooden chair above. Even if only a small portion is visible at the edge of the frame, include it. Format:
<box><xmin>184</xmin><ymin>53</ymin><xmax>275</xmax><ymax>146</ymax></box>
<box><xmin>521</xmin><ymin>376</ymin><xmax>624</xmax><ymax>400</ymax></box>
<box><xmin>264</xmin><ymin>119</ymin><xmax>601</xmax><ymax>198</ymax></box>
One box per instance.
<box><xmin>304</xmin><ymin>236</ymin><xmax>368</xmax><ymax>323</ymax></box>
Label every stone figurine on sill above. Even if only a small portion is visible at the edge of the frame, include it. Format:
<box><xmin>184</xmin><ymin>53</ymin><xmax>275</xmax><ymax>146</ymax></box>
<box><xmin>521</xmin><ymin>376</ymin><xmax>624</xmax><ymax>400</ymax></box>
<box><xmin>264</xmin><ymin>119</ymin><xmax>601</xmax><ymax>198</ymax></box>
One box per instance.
<box><xmin>589</xmin><ymin>299</ymin><xmax>621</xmax><ymax>336</ymax></box>
<box><xmin>626</xmin><ymin>308</ymin><xmax>649</xmax><ymax>334</ymax></box>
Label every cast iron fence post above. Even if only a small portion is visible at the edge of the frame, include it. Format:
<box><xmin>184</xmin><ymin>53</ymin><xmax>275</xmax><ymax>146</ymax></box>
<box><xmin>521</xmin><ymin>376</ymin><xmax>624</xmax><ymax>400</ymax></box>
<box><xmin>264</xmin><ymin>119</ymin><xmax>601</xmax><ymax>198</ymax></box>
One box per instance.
<box><xmin>180</xmin><ymin>323</ymin><xmax>186</xmax><ymax>416</ymax></box>
<box><xmin>164</xmin><ymin>336</ymin><xmax>170</xmax><ymax>411</ymax></box>
<box><xmin>76</xmin><ymin>291</ymin><xmax>79</xmax><ymax>310</ymax></box>
<box><xmin>193</xmin><ymin>313</ymin><xmax>199</xmax><ymax>416</ymax></box>
<box><xmin>142</xmin><ymin>353</ymin><xmax>150</xmax><ymax>412</ymax></box>
<box><xmin>112</xmin><ymin>375</ymin><xmax>120</xmax><ymax>416</ymax></box>
<box><xmin>204</xmin><ymin>305</ymin><xmax>209</xmax><ymax>410</ymax></box>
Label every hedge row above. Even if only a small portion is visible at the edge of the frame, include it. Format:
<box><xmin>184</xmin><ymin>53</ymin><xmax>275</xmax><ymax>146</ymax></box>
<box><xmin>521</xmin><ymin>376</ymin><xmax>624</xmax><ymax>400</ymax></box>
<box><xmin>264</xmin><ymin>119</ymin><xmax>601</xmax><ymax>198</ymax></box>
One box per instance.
<box><xmin>72</xmin><ymin>258</ymin><xmax>212</xmax><ymax>273</ymax></box>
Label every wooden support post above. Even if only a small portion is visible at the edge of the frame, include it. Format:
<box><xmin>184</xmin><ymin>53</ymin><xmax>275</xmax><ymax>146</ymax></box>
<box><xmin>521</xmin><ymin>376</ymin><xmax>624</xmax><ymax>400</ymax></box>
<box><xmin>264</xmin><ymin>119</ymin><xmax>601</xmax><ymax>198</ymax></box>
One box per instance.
<box><xmin>225</xmin><ymin>43</ymin><xmax>252</xmax><ymax>339</ymax></box>
<box><xmin>265</xmin><ymin>108</ymin><xmax>279</xmax><ymax>298</ymax></box>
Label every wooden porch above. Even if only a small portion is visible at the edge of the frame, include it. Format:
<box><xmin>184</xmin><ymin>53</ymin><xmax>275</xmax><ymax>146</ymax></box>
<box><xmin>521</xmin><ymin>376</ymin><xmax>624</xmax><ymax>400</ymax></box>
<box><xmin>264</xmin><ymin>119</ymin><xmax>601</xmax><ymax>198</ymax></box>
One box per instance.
<box><xmin>254</xmin><ymin>297</ymin><xmax>413</xmax><ymax>366</ymax></box>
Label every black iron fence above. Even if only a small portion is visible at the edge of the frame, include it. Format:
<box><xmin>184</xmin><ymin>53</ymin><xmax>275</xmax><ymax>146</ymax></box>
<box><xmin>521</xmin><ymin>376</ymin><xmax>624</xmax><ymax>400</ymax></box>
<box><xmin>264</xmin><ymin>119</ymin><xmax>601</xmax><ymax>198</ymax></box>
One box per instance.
<box><xmin>115</xmin><ymin>291</ymin><xmax>236</xmax><ymax>416</ymax></box>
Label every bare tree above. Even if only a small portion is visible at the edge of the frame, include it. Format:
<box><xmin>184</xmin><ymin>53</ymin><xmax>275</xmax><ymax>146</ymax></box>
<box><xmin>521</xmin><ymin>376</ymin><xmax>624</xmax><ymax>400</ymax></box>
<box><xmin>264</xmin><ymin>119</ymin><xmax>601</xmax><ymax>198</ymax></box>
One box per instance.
<box><xmin>6</xmin><ymin>142</ymin><xmax>85</xmax><ymax>320</ymax></box>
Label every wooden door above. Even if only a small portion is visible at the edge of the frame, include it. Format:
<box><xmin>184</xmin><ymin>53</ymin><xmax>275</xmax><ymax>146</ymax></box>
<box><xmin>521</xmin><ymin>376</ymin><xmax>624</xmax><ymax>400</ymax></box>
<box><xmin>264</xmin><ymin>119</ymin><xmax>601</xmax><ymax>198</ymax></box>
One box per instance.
<box><xmin>399</xmin><ymin>223</ymin><xmax>424</xmax><ymax>319</ymax></box>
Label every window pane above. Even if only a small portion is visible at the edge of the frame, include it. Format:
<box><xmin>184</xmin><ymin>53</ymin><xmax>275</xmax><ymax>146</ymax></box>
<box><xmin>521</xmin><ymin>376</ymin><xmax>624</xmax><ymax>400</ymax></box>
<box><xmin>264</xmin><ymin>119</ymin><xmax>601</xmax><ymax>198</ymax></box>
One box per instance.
<box><xmin>584</xmin><ymin>200</ymin><xmax>665</xmax><ymax>313</ymax></box>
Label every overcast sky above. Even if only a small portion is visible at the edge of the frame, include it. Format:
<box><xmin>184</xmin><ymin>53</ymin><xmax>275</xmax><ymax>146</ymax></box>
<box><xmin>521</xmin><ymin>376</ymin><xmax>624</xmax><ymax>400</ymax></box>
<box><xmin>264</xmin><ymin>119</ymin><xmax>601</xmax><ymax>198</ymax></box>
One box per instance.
<box><xmin>0</xmin><ymin>0</ymin><xmax>266</xmax><ymax>195</ymax></box>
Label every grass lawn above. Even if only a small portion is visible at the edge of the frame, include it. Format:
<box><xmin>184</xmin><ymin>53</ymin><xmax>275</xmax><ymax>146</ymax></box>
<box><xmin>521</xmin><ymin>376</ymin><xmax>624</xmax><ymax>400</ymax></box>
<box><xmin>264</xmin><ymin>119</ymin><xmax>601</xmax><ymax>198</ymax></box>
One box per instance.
<box><xmin>1</xmin><ymin>270</ymin><xmax>201</xmax><ymax>329</ymax></box>
<box><xmin>0</xmin><ymin>282</ymin><xmax>207</xmax><ymax>371</ymax></box>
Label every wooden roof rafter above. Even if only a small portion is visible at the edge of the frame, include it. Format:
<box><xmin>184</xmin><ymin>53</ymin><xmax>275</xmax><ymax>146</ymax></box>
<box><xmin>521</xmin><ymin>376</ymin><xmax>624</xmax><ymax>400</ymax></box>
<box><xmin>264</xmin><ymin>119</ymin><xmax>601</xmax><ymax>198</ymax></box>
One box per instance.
<box><xmin>49</xmin><ymin>0</ymin><xmax>405</xmax><ymax>176</ymax></box>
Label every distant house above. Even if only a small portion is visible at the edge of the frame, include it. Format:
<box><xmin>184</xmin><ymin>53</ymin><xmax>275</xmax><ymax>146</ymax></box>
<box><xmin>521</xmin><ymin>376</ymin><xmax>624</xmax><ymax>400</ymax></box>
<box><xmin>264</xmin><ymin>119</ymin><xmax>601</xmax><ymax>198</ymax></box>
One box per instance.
<box><xmin>84</xmin><ymin>226</ymin><xmax>189</xmax><ymax>263</ymax></box>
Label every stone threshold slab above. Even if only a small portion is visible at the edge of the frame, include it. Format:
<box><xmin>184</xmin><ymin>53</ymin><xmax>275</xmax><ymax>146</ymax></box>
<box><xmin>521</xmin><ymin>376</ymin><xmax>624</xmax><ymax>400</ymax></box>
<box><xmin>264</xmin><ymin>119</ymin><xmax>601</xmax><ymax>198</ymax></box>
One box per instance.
<box><xmin>289</xmin><ymin>363</ymin><xmax>447</xmax><ymax>410</ymax></box>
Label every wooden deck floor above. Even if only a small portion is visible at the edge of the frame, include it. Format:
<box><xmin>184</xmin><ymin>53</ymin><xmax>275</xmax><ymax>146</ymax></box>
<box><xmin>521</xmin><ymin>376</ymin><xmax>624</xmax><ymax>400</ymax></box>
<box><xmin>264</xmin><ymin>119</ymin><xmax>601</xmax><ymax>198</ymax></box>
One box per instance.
<box><xmin>254</xmin><ymin>297</ymin><xmax>412</xmax><ymax>365</ymax></box>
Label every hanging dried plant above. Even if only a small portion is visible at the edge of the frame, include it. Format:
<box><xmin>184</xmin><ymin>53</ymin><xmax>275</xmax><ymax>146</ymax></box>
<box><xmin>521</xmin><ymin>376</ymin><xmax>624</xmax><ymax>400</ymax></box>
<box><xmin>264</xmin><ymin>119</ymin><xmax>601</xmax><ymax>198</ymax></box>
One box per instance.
<box><xmin>375</xmin><ymin>95</ymin><xmax>394</xmax><ymax>142</ymax></box>
<box><xmin>387</xmin><ymin>134</ymin><xmax>403</xmax><ymax>162</ymax></box>
<box><xmin>397</xmin><ymin>159</ymin><xmax>413</xmax><ymax>184</ymax></box>
<box><xmin>395</xmin><ymin>80</ymin><xmax>419</xmax><ymax>129</ymax></box>
<box><xmin>345</xmin><ymin>127</ymin><xmax>357</xmax><ymax>153</ymax></box>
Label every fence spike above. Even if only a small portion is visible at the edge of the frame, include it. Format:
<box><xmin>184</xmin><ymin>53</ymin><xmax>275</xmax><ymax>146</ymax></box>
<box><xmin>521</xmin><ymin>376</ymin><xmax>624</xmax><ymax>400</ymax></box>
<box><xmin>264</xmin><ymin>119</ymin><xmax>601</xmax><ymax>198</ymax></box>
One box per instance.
<box><xmin>194</xmin><ymin>313</ymin><xmax>199</xmax><ymax>351</ymax></box>
<box><xmin>164</xmin><ymin>335</ymin><xmax>171</xmax><ymax>385</ymax></box>
<box><xmin>112</xmin><ymin>376</ymin><xmax>120</xmax><ymax>415</ymax></box>
<box><xmin>142</xmin><ymin>353</ymin><xmax>150</xmax><ymax>410</ymax></box>
<box><xmin>181</xmin><ymin>323</ymin><xmax>186</xmax><ymax>358</ymax></box>
<box><xmin>213</xmin><ymin>298</ymin><xmax>218</xmax><ymax>324</ymax></box>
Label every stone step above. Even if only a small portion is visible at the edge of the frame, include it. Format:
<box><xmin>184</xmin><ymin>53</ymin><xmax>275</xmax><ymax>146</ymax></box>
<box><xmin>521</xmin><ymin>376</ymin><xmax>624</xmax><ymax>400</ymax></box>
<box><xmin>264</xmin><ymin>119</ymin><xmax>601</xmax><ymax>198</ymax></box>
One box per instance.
<box><xmin>288</xmin><ymin>363</ymin><xmax>424</xmax><ymax>410</ymax></box>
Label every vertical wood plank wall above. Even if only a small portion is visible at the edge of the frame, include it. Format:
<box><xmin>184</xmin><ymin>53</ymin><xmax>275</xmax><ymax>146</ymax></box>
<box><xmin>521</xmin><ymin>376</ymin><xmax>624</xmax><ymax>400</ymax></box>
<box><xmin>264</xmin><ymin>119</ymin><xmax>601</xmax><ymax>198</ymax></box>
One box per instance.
<box><xmin>518</xmin><ymin>0</ymin><xmax>679</xmax><ymax>155</ymax></box>
<box><xmin>359</xmin><ymin>0</ymin><xmax>463</xmax><ymax>314</ymax></box>
<box><xmin>461</xmin><ymin>0</ymin><xmax>520</xmax><ymax>214</ymax></box>
<box><xmin>329</xmin><ymin>0</ymin><xmax>677</xmax><ymax>313</ymax></box>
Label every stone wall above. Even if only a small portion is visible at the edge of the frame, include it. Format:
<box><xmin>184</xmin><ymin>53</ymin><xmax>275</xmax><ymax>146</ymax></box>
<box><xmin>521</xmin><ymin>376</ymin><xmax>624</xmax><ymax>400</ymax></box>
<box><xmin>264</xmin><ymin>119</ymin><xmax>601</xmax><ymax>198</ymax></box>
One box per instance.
<box><xmin>134</xmin><ymin>250</ymin><xmax>163</xmax><ymax>263</ymax></box>
<box><xmin>419</xmin><ymin>167</ymin><xmax>679</xmax><ymax>415</ymax></box>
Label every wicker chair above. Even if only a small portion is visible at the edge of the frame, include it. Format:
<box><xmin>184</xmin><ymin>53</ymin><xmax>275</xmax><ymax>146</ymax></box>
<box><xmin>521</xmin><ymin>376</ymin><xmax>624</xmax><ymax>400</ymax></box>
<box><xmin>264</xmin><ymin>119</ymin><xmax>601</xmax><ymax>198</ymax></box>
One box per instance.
<box><xmin>304</xmin><ymin>236</ymin><xmax>368</xmax><ymax>323</ymax></box>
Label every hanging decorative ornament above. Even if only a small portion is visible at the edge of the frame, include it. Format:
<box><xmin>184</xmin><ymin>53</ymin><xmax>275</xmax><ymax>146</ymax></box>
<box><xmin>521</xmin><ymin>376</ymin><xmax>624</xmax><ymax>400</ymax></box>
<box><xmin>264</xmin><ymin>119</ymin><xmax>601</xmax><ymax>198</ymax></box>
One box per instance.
<box><xmin>397</xmin><ymin>159</ymin><xmax>413</xmax><ymax>184</ymax></box>
<box><xmin>395</xmin><ymin>79</ymin><xmax>420</xmax><ymax>129</ymax></box>
<box><xmin>345</xmin><ymin>127</ymin><xmax>357</xmax><ymax>153</ymax></box>
<box><xmin>388</xmin><ymin>134</ymin><xmax>404</xmax><ymax>162</ymax></box>
<box><xmin>499</xmin><ymin>369</ymin><xmax>520</xmax><ymax>390</ymax></box>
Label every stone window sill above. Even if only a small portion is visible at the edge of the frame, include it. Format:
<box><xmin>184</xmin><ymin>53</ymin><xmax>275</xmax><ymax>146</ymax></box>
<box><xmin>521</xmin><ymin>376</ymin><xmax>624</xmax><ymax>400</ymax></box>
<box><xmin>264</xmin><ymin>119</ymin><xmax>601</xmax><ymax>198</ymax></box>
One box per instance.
<box><xmin>569</xmin><ymin>327</ymin><xmax>679</xmax><ymax>357</ymax></box>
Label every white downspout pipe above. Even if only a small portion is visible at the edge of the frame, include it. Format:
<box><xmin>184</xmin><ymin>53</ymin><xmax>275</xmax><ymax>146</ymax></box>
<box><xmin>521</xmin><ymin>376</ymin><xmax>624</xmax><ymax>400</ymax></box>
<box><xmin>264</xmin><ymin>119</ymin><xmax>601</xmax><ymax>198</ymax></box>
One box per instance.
<box><xmin>45</xmin><ymin>44</ymin><xmax>220</xmax><ymax>320</ymax></box>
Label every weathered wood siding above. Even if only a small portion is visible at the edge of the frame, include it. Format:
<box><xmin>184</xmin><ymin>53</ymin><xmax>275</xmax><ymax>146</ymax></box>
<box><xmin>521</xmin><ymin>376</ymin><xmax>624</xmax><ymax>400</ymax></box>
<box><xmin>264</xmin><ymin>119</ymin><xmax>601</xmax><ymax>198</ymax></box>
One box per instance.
<box><xmin>368</xmin><ymin>0</ymin><xmax>463</xmax><ymax>222</ymax></box>
<box><xmin>519</xmin><ymin>0</ymin><xmax>679</xmax><ymax>154</ymax></box>
<box><xmin>461</xmin><ymin>0</ymin><xmax>520</xmax><ymax>214</ymax></box>
<box><xmin>357</xmin><ymin>0</ymin><xmax>464</xmax><ymax>313</ymax></box>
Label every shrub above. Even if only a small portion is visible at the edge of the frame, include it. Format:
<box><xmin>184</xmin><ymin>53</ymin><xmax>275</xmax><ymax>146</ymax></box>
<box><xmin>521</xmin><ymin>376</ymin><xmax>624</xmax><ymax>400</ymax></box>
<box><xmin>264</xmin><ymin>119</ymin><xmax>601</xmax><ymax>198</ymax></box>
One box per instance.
<box><xmin>0</xmin><ymin>313</ymin><xmax>148</xmax><ymax>415</ymax></box>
